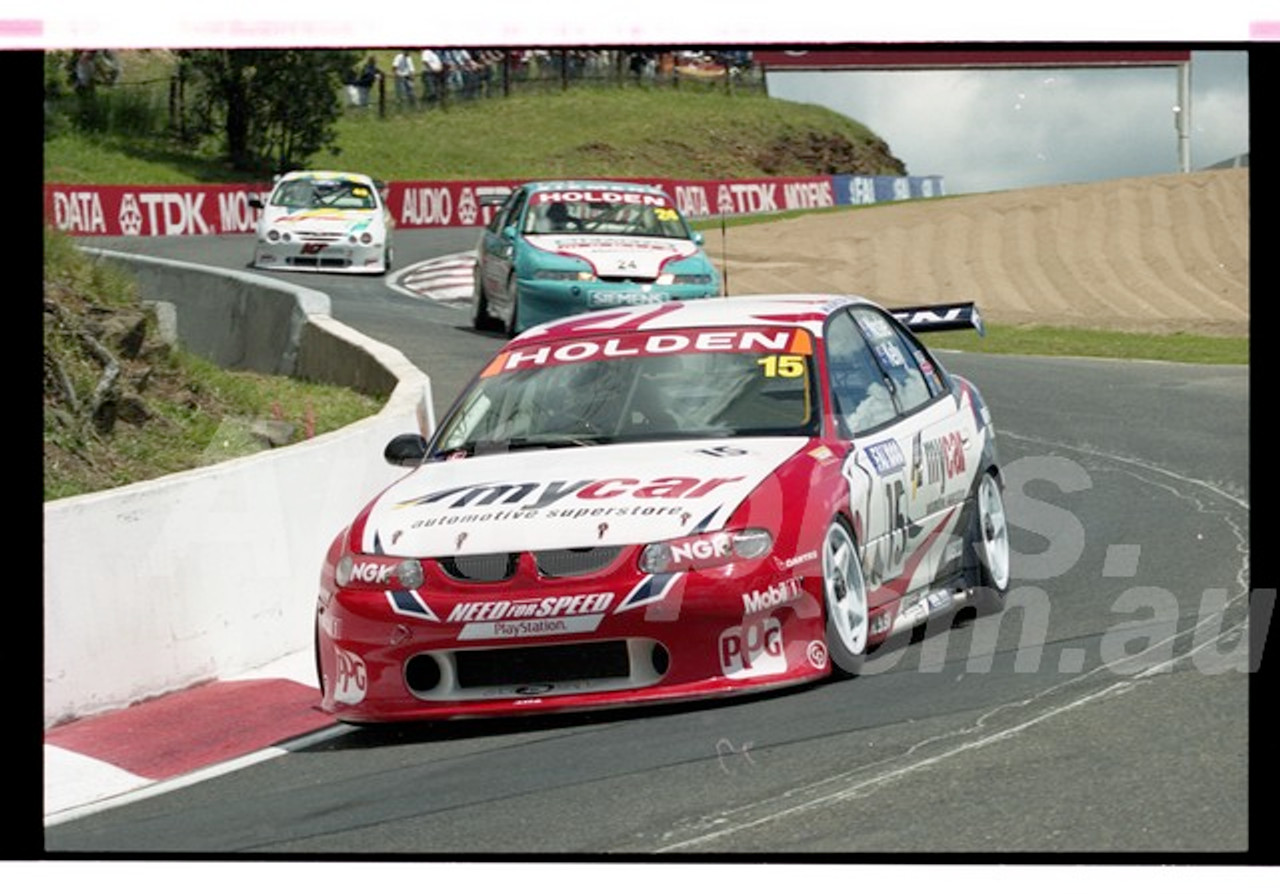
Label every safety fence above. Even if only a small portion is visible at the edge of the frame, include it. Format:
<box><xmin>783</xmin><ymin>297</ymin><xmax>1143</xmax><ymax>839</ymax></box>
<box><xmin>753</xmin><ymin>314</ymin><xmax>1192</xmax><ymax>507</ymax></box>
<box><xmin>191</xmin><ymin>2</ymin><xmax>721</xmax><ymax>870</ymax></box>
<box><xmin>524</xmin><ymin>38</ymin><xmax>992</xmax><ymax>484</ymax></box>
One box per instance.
<box><xmin>45</xmin><ymin>173</ymin><xmax>947</xmax><ymax>238</ymax></box>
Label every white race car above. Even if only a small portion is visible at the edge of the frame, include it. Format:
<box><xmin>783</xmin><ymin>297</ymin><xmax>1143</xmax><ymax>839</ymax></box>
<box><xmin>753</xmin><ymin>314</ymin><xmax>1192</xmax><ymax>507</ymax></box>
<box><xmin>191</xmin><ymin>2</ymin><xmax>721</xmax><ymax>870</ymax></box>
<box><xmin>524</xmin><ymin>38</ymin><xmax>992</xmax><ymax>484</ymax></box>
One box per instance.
<box><xmin>250</xmin><ymin>170</ymin><xmax>394</xmax><ymax>274</ymax></box>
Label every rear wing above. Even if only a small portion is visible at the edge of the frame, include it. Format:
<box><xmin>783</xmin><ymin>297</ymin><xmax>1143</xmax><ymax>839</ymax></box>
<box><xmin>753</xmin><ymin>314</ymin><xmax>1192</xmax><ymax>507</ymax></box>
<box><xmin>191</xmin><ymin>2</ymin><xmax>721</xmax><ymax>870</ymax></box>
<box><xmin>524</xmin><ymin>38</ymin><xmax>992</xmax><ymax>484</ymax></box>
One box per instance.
<box><xmin>891</xmin><ymin>302</ymin><xmax>985</xmax><ymax>337</ymax></box>
<box><xmin>477</xmin><ymin>186</ymin><xmax>514</xmax><ymax>207</ymax></box>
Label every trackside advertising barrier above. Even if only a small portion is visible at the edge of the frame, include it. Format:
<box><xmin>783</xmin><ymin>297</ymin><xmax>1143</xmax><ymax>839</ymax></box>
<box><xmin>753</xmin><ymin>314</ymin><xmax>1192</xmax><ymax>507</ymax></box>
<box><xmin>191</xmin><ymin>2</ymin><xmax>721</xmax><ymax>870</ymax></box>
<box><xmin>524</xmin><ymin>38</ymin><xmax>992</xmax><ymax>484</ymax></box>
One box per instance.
<box><xmin>45</xmin><ymin>174</ymin><xmax>946</xmax><ymax>237</ymax></box>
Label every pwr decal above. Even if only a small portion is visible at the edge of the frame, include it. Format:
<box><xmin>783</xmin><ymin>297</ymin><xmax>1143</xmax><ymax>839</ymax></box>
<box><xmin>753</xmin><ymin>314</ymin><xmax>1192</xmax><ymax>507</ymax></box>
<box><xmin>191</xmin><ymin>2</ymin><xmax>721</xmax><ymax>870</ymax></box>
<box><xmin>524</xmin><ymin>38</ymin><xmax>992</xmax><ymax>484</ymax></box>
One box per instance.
<box><xmin>719</xmin><ymin>616</ymin><xmax>785</xmax><ymax>678</ymax></box>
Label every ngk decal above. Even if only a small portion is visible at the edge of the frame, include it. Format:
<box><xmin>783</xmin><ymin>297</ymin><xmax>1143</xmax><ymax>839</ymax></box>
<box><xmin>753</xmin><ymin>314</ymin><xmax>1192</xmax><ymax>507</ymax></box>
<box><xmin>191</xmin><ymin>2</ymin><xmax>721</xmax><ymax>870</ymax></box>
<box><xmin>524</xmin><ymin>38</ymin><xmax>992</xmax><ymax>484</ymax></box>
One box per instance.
<box><xmin>333</xmin><ymin>647</ymin><xmax>367</xmax><ymax>705</ymax></box>
<box><xmin>51</xmin><ymin>191</ymin><xmax>108</xmax><ymax>234</ymax></box>
<box><xmin>349</xmin><ymin>561</ymin><xmax>394</xmax><ymax>584</ymax></box>
<box><xmin>401</xmin><ymin>187</ymin><xmax>454</xmax><ymax>226</ymax></box>
<box><xmin>670</xmin><ymin>532</ymin><xmax>733</xmax><ymax>564</ymax></box>
<box><xmin>720</xmin><ymin>616</ymin><xmax>785</xmax><ymax>678</ymax></box>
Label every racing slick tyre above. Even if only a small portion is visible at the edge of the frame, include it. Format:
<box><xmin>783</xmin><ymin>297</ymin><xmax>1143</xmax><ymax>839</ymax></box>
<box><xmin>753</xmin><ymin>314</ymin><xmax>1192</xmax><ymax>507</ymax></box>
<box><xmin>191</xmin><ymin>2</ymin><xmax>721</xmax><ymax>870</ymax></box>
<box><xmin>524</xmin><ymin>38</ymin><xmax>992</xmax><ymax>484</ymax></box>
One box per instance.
<box><xmin>823</xmin><ymin>516</ymin><xmax>869</xmax><ymax>677</ymax></box>
<box><xmin>966</xmin><ymin>469</ymin><xmax>1011</xmax><ymax>615</ymax></box>
<box><xmin>472</xmin><ymin>272</ymin><xmax>502</xmax><ymax>333</ymax></box>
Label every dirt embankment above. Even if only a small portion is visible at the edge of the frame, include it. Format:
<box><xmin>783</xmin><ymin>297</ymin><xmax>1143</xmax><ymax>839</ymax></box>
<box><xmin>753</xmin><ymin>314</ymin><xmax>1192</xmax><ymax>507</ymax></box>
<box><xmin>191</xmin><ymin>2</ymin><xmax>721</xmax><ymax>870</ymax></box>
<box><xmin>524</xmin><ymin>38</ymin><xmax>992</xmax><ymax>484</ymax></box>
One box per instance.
<box><xmin>717</xmin><ymin>168</ymin><xmax>1249</xmax><ymax>338</ymax></box>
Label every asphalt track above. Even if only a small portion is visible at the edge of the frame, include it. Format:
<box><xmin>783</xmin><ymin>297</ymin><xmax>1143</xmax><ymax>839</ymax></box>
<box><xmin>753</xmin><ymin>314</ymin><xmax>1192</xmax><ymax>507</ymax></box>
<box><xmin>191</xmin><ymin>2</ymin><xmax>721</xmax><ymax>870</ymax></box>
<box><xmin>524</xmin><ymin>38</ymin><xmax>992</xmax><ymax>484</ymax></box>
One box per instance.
<box><xmin>42</xmin><ymin>228</ymin><xmax>1254</xmax><ymax>856</ymax></box>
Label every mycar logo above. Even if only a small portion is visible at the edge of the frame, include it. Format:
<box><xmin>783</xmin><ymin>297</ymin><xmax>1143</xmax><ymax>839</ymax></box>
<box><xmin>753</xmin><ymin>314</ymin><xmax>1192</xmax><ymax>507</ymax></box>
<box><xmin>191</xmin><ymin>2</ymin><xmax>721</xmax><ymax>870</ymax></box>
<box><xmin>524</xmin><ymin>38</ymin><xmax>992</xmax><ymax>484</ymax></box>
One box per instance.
<box><xmin>398</xmin><ymin>475</ymin><xmax>746</xmax><ymax>512</ymax></box>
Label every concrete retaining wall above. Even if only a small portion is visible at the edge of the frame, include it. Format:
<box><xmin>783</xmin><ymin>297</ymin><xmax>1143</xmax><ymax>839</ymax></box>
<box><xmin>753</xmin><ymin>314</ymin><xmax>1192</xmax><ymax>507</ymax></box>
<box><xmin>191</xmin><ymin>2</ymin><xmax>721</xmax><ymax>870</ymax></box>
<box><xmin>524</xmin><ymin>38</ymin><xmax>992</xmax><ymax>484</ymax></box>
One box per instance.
<box><xmin>43</xmin><ymin>253</ymin><xmax>434</xmax><ymax>728</ymax></box>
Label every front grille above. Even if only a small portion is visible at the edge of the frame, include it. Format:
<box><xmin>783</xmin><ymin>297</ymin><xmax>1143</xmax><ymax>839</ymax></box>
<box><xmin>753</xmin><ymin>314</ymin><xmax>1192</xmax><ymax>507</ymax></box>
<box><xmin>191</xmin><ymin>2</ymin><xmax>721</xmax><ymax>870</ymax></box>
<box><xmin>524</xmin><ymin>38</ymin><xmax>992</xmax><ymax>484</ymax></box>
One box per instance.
<box><xmin>597</xmin><ymin>275</ymin><xmax>657</xmax><ymax>284</ymax></box>
<box><xmin>436</xmin><ymin>548</ymin><xmax>622</xmax><ymax>582</ymax></box>
<box><xmin>455</xmin><ymin>641</ymin><xmax>631</xmax><ymax>688</ymax></box>
<box><xmin>295</xmin><ymin>231</ymin><xmax>342</xmax><ymax>242</ymax></box>
<box><xmin>287</xmin><ymin>256</ymin><xmax>350</xmax><ymax>269</ymax></box>
<box><xmin>535</xmin><ymin>546</ymin><xmax>621</xmax><ymax>578</ymax></box>
<box><xmin>438</xmin><ymin>553</ymin><xmax>518</xmax><ymax>582</ymax></box>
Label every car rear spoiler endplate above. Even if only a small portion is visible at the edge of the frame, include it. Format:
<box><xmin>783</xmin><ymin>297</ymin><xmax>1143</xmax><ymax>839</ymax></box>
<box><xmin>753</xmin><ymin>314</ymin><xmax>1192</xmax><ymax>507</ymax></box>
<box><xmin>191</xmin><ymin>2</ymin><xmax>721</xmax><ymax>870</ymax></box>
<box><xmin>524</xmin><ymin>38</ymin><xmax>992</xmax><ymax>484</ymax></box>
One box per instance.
<box><xmin>477</xmin><ymin>187</ymin><xmax>514</xmax><ymax>207</ymax></box>
<box><xmin>891</xmin><ymin>302</ymin><xmax>985</xmax><ymax>337</ymax></box>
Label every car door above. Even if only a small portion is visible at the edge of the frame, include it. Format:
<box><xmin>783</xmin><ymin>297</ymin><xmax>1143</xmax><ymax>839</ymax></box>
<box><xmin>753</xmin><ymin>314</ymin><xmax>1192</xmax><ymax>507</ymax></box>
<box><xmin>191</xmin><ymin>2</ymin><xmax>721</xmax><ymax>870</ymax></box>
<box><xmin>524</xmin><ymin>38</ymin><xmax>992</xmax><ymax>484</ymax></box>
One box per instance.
<box><xmin>825</xmin><ymin>309</ymin><xmax>912</xmax><ymax>598</ymax></box>
<box><xmin>479</xmin><ymin>188</ymin><xmax>527</xmax><ymax>316</ymax></box>
<box><xmin>847</xmin><ymin>305</ymin><xmax>977</xmax><ymax>595</ymax></box>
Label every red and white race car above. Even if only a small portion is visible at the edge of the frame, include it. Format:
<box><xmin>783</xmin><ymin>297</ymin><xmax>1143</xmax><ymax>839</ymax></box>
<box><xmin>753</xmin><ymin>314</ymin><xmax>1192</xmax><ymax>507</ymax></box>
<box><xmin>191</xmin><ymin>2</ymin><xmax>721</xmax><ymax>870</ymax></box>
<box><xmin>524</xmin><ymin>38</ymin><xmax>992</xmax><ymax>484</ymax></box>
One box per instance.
<box><xmin>315</xmin><ymin>295</ymin><xmax>1010</xmax><ymax>722</ymax></box>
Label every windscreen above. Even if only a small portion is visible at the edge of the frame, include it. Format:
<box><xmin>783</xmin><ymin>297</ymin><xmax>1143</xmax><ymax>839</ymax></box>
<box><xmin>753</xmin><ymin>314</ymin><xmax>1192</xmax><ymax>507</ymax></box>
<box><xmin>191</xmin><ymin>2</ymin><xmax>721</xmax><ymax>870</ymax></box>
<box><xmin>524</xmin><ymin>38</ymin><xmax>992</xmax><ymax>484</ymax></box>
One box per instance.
<box><xmin>434</xmin><ymin>328</ymin><xmax>818</xmax><ymax>456</ymax></box>
<box><xmin>522</xmin><ymin>188</ymin><xmax>691</xmax><ymax>239</ymax></box>
<box><xmin>271</xmin><ymin>177</ymin><xmax>377</xmax><ymax>210</ymax></box>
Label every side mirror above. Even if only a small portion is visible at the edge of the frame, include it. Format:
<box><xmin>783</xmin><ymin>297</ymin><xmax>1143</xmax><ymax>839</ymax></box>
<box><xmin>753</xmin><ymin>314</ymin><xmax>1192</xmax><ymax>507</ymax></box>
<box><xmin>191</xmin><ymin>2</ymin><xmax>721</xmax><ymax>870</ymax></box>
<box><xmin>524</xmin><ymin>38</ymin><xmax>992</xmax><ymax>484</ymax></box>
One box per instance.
<box><xmin>692</xmin><ymin>232</ymin><xmax>704</xmax><ymax>246</ymax></box>
<box><xmin>384</xmin><ymin>433</ymin><xmax>428</xmax><ymax>467</ymax></box>
<box><xmin>249</xmin><ymin>197</ymin><xmax>264</xmax><ymax>210</ymax></box>
<box><xmin>502</xmin><ymin>225</ymin><xmax>518</xmax><ymax>240</ymax></box>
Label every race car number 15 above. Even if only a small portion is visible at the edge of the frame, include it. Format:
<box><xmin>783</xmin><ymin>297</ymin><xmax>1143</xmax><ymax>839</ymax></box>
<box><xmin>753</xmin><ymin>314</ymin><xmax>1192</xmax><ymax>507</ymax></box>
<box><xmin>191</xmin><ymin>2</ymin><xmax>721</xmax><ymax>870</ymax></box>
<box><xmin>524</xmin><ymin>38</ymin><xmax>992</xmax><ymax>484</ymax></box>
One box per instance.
<box><xmin>758</xmin><ymin>355</ymin><xmax>804</xmax><ymax>377</ymax></box>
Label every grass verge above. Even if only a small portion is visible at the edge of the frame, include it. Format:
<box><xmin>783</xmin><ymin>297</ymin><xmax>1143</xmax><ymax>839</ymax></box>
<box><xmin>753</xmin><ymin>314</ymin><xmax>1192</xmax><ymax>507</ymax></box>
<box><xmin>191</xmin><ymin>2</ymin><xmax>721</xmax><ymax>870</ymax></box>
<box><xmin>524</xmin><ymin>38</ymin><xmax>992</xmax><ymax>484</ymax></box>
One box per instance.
<box><xmin>43</xmin><ymin>227</ymin><xmax>385</xmax><ymax>501</ymax></box>
<box><xmin>920</xmin><ymin>324</ymin><xmax>1247</xmax><ymax>365</ymax></box>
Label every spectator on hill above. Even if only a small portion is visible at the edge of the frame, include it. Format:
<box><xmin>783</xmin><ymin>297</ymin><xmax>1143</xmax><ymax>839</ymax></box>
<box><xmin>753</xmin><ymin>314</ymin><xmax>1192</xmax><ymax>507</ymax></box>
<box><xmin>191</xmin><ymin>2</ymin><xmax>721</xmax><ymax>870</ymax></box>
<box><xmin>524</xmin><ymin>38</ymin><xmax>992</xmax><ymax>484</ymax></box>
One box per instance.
<box><xmin>352</xmin><ymin>55</ymin><xmax>381</xmax><ymax>108</ymax></box>
<box><xmin>437</xmin><ymin>49</ymin><xmax>459</xmax><ymax>98</ymax></box>
<box><xmin>392</xmin><ymin>50</ymin><xmax>416</xmax><ymax>107</ymax></box>
<box><xmin>474</xmin><ymin>49</ymin><xmax>504</xmax><ymax>98</ymax></box>
<box><xmin>420</xmin><ymin>49</ymin><xmax>444</xmax><ymax>105</ymax></box>
<box><xmin>455</xmin><ymin>49</ymin><xmax>480</xmax><ymax>100</ymax></box>
<box><xmin>72</xmin><ymin>50</ymin><xmax>97</xmax><ymax>93</ymax></box>
<box><xmin>629</xmin><ymin>51</ymin><xmax>655</xmax><ymax>83</ymax></box>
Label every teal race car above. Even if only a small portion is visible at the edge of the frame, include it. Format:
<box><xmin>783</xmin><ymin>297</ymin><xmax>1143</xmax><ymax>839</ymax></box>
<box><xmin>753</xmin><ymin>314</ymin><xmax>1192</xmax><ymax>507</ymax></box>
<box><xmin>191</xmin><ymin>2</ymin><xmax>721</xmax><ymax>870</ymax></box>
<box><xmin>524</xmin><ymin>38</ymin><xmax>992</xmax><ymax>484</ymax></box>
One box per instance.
<box><xmin>472</xmin><ymin>180</ymin><xmax>722</xmax><ymax>334</ymax></box>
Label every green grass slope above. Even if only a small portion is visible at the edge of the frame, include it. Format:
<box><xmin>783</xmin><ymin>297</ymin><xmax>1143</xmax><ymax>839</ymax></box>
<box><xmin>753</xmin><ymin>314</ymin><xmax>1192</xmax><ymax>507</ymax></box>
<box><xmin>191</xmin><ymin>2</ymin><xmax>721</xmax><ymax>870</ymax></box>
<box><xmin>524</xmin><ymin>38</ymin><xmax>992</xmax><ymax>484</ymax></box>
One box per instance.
<box><xmin>44</xmin><ymin>84</ymin><xmax>905</xmax><ymax>185</ymax></box>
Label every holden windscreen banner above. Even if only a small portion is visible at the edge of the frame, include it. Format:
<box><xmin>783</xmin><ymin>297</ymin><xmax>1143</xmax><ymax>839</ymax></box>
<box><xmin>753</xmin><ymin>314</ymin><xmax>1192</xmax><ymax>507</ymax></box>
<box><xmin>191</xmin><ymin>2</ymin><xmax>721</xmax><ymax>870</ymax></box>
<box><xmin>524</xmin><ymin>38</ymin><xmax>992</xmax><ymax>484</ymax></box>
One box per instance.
<box><xmin>44</xmin><ymin>174</ymin><xmax>947</xmax><ymax>237</ymax></box>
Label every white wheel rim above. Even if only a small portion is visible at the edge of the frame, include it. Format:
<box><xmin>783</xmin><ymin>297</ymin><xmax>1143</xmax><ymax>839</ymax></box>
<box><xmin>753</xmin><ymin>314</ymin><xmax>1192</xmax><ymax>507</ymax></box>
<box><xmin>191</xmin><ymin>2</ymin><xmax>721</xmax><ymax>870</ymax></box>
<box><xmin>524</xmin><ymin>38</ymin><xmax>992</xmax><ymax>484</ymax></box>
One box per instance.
<box><xmin>823</xmin><ymin>522</ymin><xmax>868</xmax><ymax>655</ymax></box>
<box><xmin>978</xmin><ymin>474</ymin><xmax>1011</xmax><ymax>590</ymax></box>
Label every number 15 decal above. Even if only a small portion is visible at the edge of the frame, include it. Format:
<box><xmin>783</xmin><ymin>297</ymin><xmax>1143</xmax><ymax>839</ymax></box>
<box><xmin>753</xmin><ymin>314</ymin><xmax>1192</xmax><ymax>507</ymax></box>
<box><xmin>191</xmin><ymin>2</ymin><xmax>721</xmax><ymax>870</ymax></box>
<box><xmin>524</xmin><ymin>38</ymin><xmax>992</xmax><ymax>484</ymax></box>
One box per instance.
<box><xmin>758</xmin><ymin>355</ymin><xmax>804</xmax><ymax>377</ymax></box>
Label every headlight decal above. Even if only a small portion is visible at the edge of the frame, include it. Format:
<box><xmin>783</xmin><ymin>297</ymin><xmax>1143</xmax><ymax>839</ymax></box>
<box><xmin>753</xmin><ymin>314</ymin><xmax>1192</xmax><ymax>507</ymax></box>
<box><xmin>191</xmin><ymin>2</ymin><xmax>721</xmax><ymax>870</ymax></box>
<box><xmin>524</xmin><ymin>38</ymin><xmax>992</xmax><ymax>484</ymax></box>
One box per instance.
<box><xmin>615</xmin><ymin>571</ymin><xmax>679</xmax><ymax>613</ymax></box>
<box><xmin>386</xmin><ymin>588</ymin><xmax>439</xmax><ymax>621</ymax></box>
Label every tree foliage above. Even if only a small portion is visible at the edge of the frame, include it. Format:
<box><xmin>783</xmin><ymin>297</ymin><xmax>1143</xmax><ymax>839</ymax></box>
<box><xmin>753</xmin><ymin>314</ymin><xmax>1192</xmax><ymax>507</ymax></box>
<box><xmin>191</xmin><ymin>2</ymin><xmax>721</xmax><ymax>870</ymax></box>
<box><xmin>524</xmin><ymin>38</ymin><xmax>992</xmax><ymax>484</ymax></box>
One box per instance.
<box><xmin>178</xmin><ymin>49</ymin><xmax>359</xmax><ymax>174</ymax></box>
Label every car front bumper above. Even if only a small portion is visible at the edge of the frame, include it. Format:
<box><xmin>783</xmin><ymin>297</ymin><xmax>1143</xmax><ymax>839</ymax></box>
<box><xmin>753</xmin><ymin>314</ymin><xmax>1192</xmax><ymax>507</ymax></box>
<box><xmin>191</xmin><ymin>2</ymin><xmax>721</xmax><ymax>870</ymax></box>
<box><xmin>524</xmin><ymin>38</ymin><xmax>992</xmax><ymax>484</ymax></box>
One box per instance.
<box><xmin>515</xmin><ymin>278</ymin><xmax>720</xmax><ymax>329</ymax></box>
<box><xmin>254</xmin><ymin>238</ymin><xmax>388</xmax><ymax>274</ymax></box>
<box><xmin>316</xmin><ymin>558</ymin><xmax>830</xmax><ymax>722</ymax></box>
